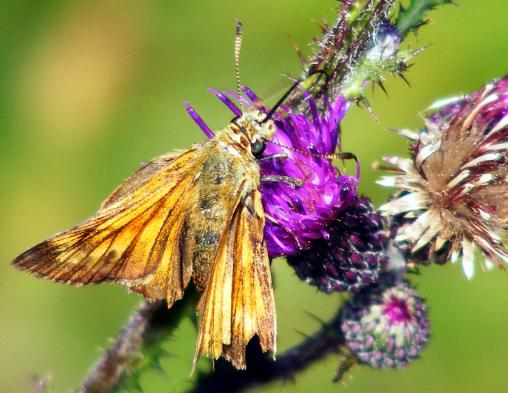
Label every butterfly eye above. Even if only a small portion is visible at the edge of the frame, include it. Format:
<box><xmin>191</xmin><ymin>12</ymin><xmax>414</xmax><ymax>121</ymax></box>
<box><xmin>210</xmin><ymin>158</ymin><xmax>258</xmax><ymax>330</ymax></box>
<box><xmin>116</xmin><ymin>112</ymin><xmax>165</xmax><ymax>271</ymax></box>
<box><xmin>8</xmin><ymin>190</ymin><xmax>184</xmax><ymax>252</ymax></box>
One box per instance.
<box><xmin>250</xmin><ymin>140</ymin><xmax>266</xmax><ymax>157</ymax></box>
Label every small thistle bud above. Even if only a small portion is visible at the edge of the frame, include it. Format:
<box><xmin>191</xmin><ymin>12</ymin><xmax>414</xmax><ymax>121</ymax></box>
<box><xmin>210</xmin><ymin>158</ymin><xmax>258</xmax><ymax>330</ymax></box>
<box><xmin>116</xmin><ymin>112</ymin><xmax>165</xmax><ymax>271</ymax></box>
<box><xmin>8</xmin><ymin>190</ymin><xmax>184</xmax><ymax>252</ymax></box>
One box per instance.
<box><xmin>287</xmin><ymin>197</ymin><xmax>388</xmax><ymax>293</ymax></box>
<box><xmin>340</xmin><ymin>277</ymin><xmax>430</xmax><ymax>369</ymax></box>
<box><xmin>365</xmin><ymin>20</ymin><xmax>401</xmax><ymax>63</ymax></box>
<box><xmin>378</xmin><ymin>76</ymin><xmax>508</xmax><ymax>278</ymax></box>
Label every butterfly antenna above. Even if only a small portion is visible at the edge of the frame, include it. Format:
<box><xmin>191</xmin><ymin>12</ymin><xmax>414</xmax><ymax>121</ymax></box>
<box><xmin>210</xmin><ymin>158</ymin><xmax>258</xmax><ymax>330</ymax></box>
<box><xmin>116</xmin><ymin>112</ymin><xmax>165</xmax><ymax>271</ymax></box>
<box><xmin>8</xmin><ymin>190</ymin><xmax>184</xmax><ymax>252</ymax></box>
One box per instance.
<box><xmin>261</xmin><ymin>79</ymin><xmax>301</xmax><ymax>124</ymax></box>
<box><xmin>260</xmin><ymin>68</ymin><xmax>328</xmax><ymax>124</ymax></box>
<box><xmin>234</xmin><ymin>20</ymin><xmax>245</xmax><ymax>114</ymax></box>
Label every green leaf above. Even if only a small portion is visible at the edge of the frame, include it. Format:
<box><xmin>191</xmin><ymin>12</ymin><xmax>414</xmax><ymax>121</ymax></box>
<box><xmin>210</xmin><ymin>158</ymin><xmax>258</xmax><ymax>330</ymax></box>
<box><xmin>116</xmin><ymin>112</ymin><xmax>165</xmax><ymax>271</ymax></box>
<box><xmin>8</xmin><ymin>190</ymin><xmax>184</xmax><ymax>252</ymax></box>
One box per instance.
<box><xmin>396</xmin><ymin>0</ymin><xmax>453</xmax><ymax>37</ymax></box>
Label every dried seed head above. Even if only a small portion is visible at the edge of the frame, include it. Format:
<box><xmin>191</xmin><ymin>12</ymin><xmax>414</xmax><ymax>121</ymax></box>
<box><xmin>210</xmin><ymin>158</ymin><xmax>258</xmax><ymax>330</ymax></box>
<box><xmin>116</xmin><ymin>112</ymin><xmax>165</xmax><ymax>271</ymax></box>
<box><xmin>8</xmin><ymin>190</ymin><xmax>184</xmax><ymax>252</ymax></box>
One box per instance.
<box><xmin>378</xmin><ymin>76</ymin><xmax>508</xmax><ymax>278</ymax></box>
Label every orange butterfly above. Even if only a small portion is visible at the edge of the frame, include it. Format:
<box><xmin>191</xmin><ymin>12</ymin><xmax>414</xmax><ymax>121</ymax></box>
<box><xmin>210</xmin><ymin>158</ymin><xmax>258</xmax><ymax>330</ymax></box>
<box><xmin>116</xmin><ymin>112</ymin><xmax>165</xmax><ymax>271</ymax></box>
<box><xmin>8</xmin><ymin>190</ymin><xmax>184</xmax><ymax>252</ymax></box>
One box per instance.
<box><xmin>12</xmin><ymin>25</ymin><xmax>303</xmax><ymax>370</ymax></box>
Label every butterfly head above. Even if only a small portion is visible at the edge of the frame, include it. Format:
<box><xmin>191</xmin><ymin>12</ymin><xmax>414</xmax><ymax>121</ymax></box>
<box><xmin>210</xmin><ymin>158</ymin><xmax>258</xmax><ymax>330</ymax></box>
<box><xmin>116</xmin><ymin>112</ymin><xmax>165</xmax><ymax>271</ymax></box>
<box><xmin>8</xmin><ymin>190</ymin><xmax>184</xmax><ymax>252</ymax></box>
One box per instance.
<box><xmin>231</xmin><ymin>110</ymin><xmax>276</xmax><ymax>157</ymax></box>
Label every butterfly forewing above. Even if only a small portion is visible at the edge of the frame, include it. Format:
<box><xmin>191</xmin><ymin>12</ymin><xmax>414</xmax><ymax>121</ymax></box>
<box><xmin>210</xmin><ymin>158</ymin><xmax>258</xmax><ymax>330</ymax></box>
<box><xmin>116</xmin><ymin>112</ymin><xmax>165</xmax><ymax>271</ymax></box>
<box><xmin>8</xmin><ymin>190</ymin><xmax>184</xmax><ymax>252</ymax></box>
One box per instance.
<box><xmin>12</xmin><ymin>148</ymin><xmax>199</xmax><ymax>306</ymax></box>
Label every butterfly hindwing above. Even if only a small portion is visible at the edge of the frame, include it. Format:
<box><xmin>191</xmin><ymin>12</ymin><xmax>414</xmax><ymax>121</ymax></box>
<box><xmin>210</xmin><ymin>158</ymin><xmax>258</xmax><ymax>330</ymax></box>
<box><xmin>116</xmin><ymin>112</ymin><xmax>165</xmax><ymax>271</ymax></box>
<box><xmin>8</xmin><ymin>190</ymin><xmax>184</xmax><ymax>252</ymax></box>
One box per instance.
<box><xmin>194</xmin><ymin>188</ymin><xmax>276</xmax><ymax>369</ymax></box>
<box><xmin>12</xmin><ymin>148</ymin><xmax>199</xmax><ymax>306</ymax></box>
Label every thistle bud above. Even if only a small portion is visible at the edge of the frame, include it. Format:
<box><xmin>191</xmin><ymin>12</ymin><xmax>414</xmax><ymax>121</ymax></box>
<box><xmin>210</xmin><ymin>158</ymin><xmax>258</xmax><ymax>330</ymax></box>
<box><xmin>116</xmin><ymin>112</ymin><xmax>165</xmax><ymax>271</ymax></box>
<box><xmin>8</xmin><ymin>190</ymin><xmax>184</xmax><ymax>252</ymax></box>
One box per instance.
<box><xmin>340</xmin><ymin>277</ymin><xmax>429</xmax><ymax>369</ymax></box>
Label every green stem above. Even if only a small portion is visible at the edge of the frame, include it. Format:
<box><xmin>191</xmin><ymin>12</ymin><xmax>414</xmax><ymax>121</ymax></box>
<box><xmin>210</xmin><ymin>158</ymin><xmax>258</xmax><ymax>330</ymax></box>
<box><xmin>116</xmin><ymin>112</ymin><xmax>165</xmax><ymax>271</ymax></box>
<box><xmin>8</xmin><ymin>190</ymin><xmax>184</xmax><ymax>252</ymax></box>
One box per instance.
<box><xmin>79</xmin><ymin>293</ymin><xmax>195</xmax><ymax>393</ymax></box>
<box><xmin>291</xmin><ymin>0</ymin><xmax>396</xmax><ymax>109</ymax></box>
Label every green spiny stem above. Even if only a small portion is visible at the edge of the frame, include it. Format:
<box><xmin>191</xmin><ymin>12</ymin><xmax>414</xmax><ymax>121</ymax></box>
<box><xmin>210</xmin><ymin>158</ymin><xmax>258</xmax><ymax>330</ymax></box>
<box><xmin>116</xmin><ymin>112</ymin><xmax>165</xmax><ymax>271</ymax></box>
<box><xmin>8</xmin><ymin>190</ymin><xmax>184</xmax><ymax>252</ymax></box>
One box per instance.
<box><xmin>80</xmin><ymin>292</ymin><xmax>196</xmax><ymax>393</ymax></box>
<box><xmin>292</xmin><ymin>0</ymin><xmax>396</xmax><ymax>108</ymax></box>
<box><xmin>293</xmin><ymin>0</ymin><xmax>451</xmax><ymax>108</ymax></box>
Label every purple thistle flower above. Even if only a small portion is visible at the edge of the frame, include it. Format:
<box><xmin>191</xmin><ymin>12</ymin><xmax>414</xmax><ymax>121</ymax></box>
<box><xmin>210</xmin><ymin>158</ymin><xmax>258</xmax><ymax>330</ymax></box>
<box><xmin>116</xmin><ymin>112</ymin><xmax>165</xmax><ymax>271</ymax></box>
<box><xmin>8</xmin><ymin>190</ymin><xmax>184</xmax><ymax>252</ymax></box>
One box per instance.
<box><xmin>259</xmin><ymin>94</ymin><xmax>356</xmax><ymax>257</ymax></box>
<box><xmin>378</xmin><ymin>76</ymin><xmax>508</xmax><ymax>278</ymax></box>
<box><xmin>287</xmin><ymin>196</ymin><xmax>387</xmax><ymax>293</ymax></box>
<box><xmin>340</xmin><ymin>276</ymin><xmax>430</xmax><ymax>369</ymax></box>
<box><xmin>186</xmin><ymin>86</ymin><xmax>357</xmax><ymax>258</ymax></box>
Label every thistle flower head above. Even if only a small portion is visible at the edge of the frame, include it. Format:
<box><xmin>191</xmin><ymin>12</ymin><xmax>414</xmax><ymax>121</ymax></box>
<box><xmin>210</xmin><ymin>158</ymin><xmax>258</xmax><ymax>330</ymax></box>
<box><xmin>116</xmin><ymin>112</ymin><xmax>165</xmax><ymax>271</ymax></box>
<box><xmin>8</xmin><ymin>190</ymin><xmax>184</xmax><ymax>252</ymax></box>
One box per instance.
<box><xmin>340</xmin><ymin>277</ymin><xmax>429</xmax><ymax>369</ymax></box>
<box><xmin>258</xmin><ymin>92</ymin><xmax>356</xmax><ymax>257</ymax></box>
<box><xmin>378</xmin><ymin>76</ymin><xmax>508</xmax><ymax>278</ymax></box>
<box><xmin>287</xmin><ymin>196</ymin><xmax>387</xmax><ymax>292</ymax></box>
<box><xmin>187</xmin><ymin>86</ymin><xmax>357</xmax><ymax>258</ymax></box>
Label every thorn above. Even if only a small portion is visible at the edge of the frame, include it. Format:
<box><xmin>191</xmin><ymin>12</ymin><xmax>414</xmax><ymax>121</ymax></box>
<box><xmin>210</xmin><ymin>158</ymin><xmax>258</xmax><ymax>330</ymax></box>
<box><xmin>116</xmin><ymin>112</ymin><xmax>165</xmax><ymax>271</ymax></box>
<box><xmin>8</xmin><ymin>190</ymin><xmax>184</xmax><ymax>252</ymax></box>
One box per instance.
<box><xmin>413</xmin><ymin>19</ymin><xmax>431</xmax><ymax>34</ymax></box>
<box><xmin>377</xmin><ymin>80</ymin><xmax>389</xmax><ymax>97</ymax></box>
<box><xmin>372</xmin><ymin>158</ymin><xmax>401</xmax><ymax>172</ymax></box>
<box><xmin>356</xmin><ymin>97</ymin><xmax>379</xmax><ymax>123</ymax></box>
<box><xmin>294</xmin><ymin>329</ymin><xmax>312</xmax><ymax>339</ymax></box>
<box><xmin>289</xmin><ymin>35</ymin><xmax>307</xmax><ymax>69</ymax></box>
<box><xmin>151</xmin><ymin>359</ymin><xmax>165</xmax><ymax>374</ymax></box>
<box><xmin>157</xmin><ymin>348</ymin><xmax>172</xmax><ymax>358</ymax></box>
<box><xmin>127</xmin><ymin>379</ymin><xmax>143</xmax><ymax>393</ymax></box>
<box><xmin>318</xmin><ymin>15</ymin><xmax>329</xmax><ymax>32</ymax></box>
<box><xmin>398</xmin><ymin>72</ymin><xmax>411</xmax><ymax>87</ymax></box>
<box><xmin>333</xmin><ymin>348</ymin><xmax>356</xmax><ymax>383</ymax></box>
<box><xmin>304</xmin><ymin>310</ymin><xmax>327</xmax><ymax>325</ymax></box>
<box><xmin>311</xmin><ymin>18</ymin><xmax>325</xmax><ymax>32</ymax></box>
<box><xmin>280</xmin><ymin>72</ymin><xmax>299</xmax><ymax>84</ymax></box>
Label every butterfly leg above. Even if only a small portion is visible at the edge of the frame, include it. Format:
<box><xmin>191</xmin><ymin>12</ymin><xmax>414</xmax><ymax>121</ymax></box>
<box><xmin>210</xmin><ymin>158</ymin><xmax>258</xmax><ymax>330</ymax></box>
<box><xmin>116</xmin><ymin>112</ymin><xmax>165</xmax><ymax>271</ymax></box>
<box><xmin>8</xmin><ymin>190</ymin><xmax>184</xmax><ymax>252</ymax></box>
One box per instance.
<box><xmin>265</xmin><ymin>213</ymin><xmax>303</xmax><ymax>250</ymax></box>
<box><xmin>337</xmin><ymin>151</ymin><xmax>360</xmax><ymax>179</ymax></box>
<box><xmin>257</xmin><ymin>153</ymin><xmax>288</xmax><ymax>161</ymax></box>
<box><xmin>261</xmin><ymin>175</ymin><xmax>304</xmax><ymax>187</ymax></box>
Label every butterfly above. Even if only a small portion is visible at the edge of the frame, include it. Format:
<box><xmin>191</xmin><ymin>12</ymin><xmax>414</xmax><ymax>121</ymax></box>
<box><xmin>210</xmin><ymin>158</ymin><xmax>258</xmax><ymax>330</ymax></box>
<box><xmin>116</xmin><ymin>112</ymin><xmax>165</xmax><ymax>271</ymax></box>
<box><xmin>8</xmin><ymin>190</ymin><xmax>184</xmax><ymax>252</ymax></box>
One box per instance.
<box><xmin>11</xmin><ymin>23</ymin><xmax>305</xmax><ymax>370</ymax></box>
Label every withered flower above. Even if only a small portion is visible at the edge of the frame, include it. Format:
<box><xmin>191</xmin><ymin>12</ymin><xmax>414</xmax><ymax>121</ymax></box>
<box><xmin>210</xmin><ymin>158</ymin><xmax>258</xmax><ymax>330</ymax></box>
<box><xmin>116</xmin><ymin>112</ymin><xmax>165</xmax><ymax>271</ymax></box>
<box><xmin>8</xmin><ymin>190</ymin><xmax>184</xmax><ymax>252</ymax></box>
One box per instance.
<box><xmin>379</xmin><ymin>76</ymin><xmax>508</xmax><ymax>278</ymax></box>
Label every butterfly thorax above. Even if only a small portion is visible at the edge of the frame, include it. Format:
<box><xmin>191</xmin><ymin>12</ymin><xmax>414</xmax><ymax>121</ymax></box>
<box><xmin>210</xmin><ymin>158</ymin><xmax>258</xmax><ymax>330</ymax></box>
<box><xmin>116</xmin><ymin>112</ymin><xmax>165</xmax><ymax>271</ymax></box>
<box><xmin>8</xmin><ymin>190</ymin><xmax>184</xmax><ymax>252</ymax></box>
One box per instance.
<box><xmin>189</xmin><ymin>112</ymin><xmax>273</xmax><ymax>290</ymax></box>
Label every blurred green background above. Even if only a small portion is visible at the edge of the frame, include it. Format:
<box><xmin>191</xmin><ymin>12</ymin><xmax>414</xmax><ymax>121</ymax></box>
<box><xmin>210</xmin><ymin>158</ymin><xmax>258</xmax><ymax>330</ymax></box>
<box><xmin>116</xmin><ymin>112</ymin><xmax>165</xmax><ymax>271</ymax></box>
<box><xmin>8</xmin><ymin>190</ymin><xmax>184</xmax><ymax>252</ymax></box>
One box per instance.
<box><xmin>1</xmin><ymin>1</ymin><xmax>508</xmax><ymax>392</ymax></box>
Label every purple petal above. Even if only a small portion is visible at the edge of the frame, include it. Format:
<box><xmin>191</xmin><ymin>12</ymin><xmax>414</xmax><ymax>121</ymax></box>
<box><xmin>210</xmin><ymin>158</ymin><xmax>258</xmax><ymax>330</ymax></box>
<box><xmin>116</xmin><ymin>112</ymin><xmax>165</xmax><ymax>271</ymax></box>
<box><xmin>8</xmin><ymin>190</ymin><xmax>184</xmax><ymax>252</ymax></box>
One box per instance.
<box><xmin>185</xmin><ymin>101</ymin><xmax>214</xmax><ymax>139</ymax></box>
<box><xmin>208</xmin><ymin>88</ymin><xmax>242</xmax><ymax>117</ymax></box>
